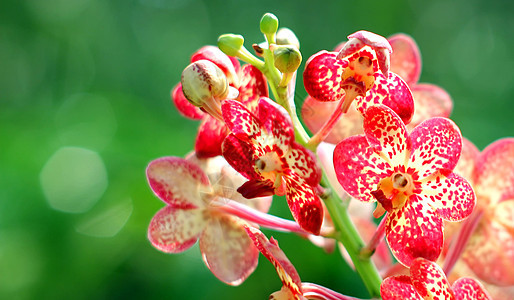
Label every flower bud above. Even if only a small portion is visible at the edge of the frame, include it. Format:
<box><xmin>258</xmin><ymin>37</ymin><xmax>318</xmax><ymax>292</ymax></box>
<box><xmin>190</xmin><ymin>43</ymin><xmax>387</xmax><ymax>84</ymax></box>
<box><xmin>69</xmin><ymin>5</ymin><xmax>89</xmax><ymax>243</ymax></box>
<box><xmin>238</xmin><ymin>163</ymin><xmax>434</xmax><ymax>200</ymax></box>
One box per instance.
<box><xmin>276</xmin><ymin>27</ymin><xmax>300</xmax><ymax>49</ymax></box>
<box><xmin>217</xmin><ymin>34</ymin><xmax>244</xmax><ymax>57</ymax></box>
<box><xmin>181</xmin><ymin>60</ymin><xmax>230</xmax><ymax>120</ymax></box>
<box><xmin>273</xmin><ymin>45</ymin><xmax>302</xmax><ymax>73</ymax></box>
<box><xmin>260</xmin><ymin>13</ymin><xmax>279</xmax><ymax>36</ymax></box>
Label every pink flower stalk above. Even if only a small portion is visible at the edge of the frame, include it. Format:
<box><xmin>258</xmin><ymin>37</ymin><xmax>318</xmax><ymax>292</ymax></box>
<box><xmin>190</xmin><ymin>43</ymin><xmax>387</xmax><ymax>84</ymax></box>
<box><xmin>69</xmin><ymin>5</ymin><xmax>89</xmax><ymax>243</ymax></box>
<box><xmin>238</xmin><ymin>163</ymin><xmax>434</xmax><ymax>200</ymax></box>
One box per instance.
<box><xmin>244</xmin><ymin>226</ymin><xmax>362</xmax><ymax>300</ymax></box>
<box><xmin>302</xmin><ymin>31</ymin><xmax>413</xmax><ymax>146</ymax></box>
<box><xmin>333</xmin><ymin>105</ymin><xmax>475</xmax><ymax>267</ymax></box>
<box><xmin>172</xmin><ymin>45</ymin><xmax>268</xmax><ymax>157</ymax></box>
<box><xmin>381</xmin><ymin>258</ymin><xmax>492</xmax><ymax>300</ymax></box>
<box><xmin>221</xmin><ymin>97</ymin><xmax>323</xmax><ymax>234</ymax></box>
<box><xmin>146</xmin><ymin>155</ymin><xmax>272</xmax><ymax>285</ymax></box>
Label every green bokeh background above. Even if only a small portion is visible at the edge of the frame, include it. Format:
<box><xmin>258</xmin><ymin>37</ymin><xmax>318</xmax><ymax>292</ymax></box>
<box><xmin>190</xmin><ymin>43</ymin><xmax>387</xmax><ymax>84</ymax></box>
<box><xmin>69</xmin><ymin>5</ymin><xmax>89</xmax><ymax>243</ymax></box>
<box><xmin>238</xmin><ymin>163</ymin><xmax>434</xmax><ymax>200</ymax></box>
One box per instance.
<box><xmin>1</xmin><ymin>0</ymin><xmax>512</xmax><ymax>299</ymax></box>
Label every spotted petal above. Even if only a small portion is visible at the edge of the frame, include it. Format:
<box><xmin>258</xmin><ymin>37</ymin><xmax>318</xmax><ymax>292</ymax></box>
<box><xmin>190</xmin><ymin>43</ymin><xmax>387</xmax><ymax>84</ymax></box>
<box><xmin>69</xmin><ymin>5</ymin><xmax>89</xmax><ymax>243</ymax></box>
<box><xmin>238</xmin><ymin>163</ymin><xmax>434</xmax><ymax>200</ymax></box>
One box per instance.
<box><xmin>171</xmin><ymin>83</ymin><xmax>205</xmax><ymax>120</ymax></box>
<box><xmin>146</xmin><ymin>157</ymin><xmax>210</xmax><ymax>208</ymax></box>
<box><xmin>334</xmin><ymin>135</ymin><xmax>391</xmax><ymax>203</ymax></box>
<box><xmin>303</xmin><ymin>51</ymin><xmax>346</xmax><ymax>102</ymax></box>
<box><xmin>386</xmin><ymin>196</ymin><xmax>444</xmax><ymax>267</ymax></box>
<box><xmin>238</xmin><ymin>64</ymin><xmax>268</xmax><ymax>110</ymax></box>
<box><xmin>452</xmin><ymin>278</ymin><xmax>492</xmax><ymax>300</ymax></box>
<box><xmin>388</xmin><ymin>33</ymin><xmax>421</xmax><ymax>85</ymax></box>
<box><xmin>222</xmin><ymin>134</ymin><xmax>263</xmax><ymax>181</ymax></box>
<box><xmin>363</xmin><ymin>105</ymin><xmax>410</xmax><ymax>167</ymax></box>
<box><xmin>283</xmin><ymin>172</ymin><xmax>323</xmax><ymax>235</ymax></box>
<box><xmin>409</xmin><ymin>84</ymin><xmax>453</xmax><ymax>127</ymax></box>
<box><xmin>195</xmin><ymin>116</ymin><xmax>229</xmax><ymax>158</ymax></box>
<box><xmin>285</xmin><ymin>141</ymin><xmax>321</xmax><ymax>187</ymax></box>
<box><xmin>357</xmin><ymin>72</ymin><xmax>414</xmax><ymax>125</ymax></box>
<box><xmin>301</xmin><ymin>96</ymin><xmax>364</xmax><ymax>144</ymax></box>
<box><xmin>453</xmin><ymin>138</ymin><xmax>480</xmax><ymax>181</ymax></box>
<box><xmin>148</xmin><ymin>205</ymin><xmax>206</xmax><ymax>253</ymax></box>
<box><xmin>409</xmin><ymin>117</ymin><xmax>462</xmax><ymax>179</ymax></box>
<box><xmin>381</xmin><ymin>275</ymin><xmax>422</xmax><ymax>300</ymax></box>
<box><xmin>474</xmin><ymin>138</ymin><xmax>514</xmax><ymax>207</ymax></box>
<box><xmin>420</xmin><ymin>172</ymin><xmax>475</xmax><ymax>222</ymax></box>
<box><xmin>244</xmin><ymin>226</ymin><xmax>303</xmax><ymax>297</ymax></box>
<box><xmin>222</xmin><ymin>99</ymin><xmax>261</xmax><ymax>142</ymax></box>
<box><xmin>199</xmin><ymin>216</ymin><xmax>258</xmax><ymax>286</ymax></box>
<box><xmin>463</xmin><ymin>216</ymin><xmax>514</xmax><ymax>286</ymax></box>
<box><xmin>410</xmin><ymin>258</ymin><xmax>455</xmax><ymax>300</ymax></box>
<box><xmin>257</xmin><ymin>98</ymin><xmax>294</xmax><ymax>154</ymax></box>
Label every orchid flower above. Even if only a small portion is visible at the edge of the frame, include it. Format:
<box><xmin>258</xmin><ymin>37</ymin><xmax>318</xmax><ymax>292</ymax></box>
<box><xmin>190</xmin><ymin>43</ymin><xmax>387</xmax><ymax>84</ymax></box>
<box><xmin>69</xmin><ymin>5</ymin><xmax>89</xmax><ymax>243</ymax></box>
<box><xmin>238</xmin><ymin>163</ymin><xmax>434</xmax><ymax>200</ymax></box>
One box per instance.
<box><xmin>146</xmin><ymin>155</ymin><xmax>272</xmax><ymax>285</ymax></box>
<box><xmin>172</xmin><ymin>45</ymin><xmax>268</xmax><ymax>157</ymax></box>
<box><xmin>221</xmin><ymin>97</ymin><xmax>323</xmax><ymax>234</ymax></box>
<box><xmin>381</xmin><ymin>258</ymin><xmax>492</xmax><ymax>300</ymax></box>
<box><xmin>333</xmin><ymin>104</ymin><xmax>475</xmax><ymax>267</ymax></box>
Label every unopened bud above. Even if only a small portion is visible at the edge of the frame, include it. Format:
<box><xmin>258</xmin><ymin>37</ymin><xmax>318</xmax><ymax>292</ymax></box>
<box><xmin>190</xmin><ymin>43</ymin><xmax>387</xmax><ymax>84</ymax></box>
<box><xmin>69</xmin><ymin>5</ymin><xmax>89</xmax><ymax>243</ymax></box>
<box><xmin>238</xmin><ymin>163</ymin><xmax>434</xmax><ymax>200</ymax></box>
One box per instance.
<box><xmin>276</xmin><ymin>27</ymin><xmax>300</xmax><ymax>49</ymax></box>
<box><xmin>217</xmin><ymin>34</ymin><xmax>244</xmax><ymax>57</ymax></box>
<box><xmin>260</xmin><ymin>13</ymin><xmax>279</xmax><ymax>36</ymax></box>
<box><xmin>181</xmin><ymin>60</ymin><xmax>229</xmax><ymax>120</ymax></box>
<box><xmin>273</xmin><ymin>45</ymin><xmax>302</xmax><ymax>73</ymax></box>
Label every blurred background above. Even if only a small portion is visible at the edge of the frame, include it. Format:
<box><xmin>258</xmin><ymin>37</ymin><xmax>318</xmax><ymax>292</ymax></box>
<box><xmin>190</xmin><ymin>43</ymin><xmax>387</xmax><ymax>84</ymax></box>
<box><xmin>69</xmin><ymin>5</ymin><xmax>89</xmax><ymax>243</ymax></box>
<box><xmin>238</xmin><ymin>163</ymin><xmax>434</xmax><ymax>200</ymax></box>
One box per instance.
<box><xmin>1</xmin><ymin>0</ymin><xmax>512</xmax><ymax>299</ymax></box>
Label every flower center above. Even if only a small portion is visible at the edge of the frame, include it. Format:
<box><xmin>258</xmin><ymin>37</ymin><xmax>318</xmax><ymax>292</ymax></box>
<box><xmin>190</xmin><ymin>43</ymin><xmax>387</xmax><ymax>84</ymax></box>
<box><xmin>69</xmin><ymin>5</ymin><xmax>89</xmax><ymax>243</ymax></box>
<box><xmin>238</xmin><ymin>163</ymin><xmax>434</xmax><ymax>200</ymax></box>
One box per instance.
<box><xmin>255</xmin><ymin>151</ymin><xmax>284</xmax><ymax>188</ymax></box>
<box><xmin>340</xmin><ymin>54</ymin><xmax>375</xmax><ymax>96</ymax></box>
<box><xmin>371</xmin><ymin>172</ymin><xmax>414</xmax><ymax>216</ymax></box>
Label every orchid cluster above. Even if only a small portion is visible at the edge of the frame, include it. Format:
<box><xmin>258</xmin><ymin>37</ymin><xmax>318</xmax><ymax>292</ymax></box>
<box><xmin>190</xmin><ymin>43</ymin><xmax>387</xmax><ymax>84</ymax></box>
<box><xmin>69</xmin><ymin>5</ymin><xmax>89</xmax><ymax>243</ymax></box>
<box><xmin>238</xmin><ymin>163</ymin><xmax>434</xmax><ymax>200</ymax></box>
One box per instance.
<box><xmin>145</xmin><ymin>13</ymin><xmax>514</xmax><ymax>299</ymax></box>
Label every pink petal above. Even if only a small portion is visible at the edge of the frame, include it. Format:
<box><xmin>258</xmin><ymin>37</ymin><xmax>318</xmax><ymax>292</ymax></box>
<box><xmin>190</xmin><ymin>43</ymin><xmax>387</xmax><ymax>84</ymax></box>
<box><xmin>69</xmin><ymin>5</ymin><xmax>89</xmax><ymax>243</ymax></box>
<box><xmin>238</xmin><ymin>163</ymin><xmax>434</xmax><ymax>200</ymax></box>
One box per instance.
<box><xmin>283</xmin><ymin>173</ymin><xmax>323</xmax><ymax>235</ymax></box>
<box><xmin>409</xmin><ymin>117</ymin><xmax>463</xmax><ymax>179</ymax></box>
<box><xmin>171</xmin><ymin>83</ymin><xmax>205</xmax><ymax>120</ymax></box>
<box><xmin>191</xmin><ymin>45</ymin><xmax>239</xmax><ymax>85</ymax></box>
<box><xmin>453</xmin><ymin>137</ymin><xmax>480</xmax><ymax>181</ymax></box>
<box><xmin>453</xmin><ymin>278</ymin><xmax>493</xmax><ymax>300</ymax></box>
<box><xmin>284</xmin><ymin>142</ymin><xmax>321</xmax><ymax>187</ymax></box>
<box><xmin>199</xmin><ymin>216</ymin><xmax>259</xmax><ymax>286</ymax></box>
<box><xmin>493</xmin><ymin>200</ymin><xmax>514</xmax><ymax>233</ymax></box>
<box><xmin>257</xmin><ymin>98</ymin><xmax>295</xmax><ymax>155</ymax></box>
<box><xmin>222</xmin><ymin>99</ymin><xmax>261</xmax><ymax>141</ymax></box>
<box><xmin>474</xmin><ymin>138</ymin><xmax>514</xmax><ymax>207</ymax></box>
<box><xmin>463</xmin><ymin>217</ymin><xmax>514</xmax><ymax>286</ymax></box>
<box><xmin>303</xmin><ymin>51</ymin><xmax>346</xmax><ymax>102</ymax></box>
<box><xmin>244</xmin><ymin>226</ymin><xmax>303</xmax><ymax>296</ymax></box>
<box><xmin>237</xmin><ymin>64</ymin><xmax>268</xmax><ymax>109</ymax></box>
<box><xmin>237</xmin><ymin>179</ymin><xmax>275</xmax><ymax>198</ymax></box>
<box><xmin>148</xmin><ymin>205</ymin><xmax>206</xmax><ymax>253</ymax></box>
<box><xmin>222</xmin><ymin>134</ymin><xmax>263</xmax><ymax>181</ymax></box>
<box><xmin>410</xmin><ymin>258</ymin><xmax>455</xmax><ymax>300</ymax></box>
<box><xmin>386</xmin><ymin>196</ymin><xmax>444</xmax><ymax>267</ymax></box>
<box><xmin>195</xmin><ymin>116</ymin><xmax>229</xmax><ymax>158</ymax></box>
<box><xmin>348</xmin><ymin>30</ymin><xmax>392</xmax><ymax>53</ymax></box>
<box><xmin>363</xmin><ymin>105</ymin><xmax>410</xmax><ymax>166</ymax></box>
<box><xmin>388</xmin><ymin>34</ymin><xmax>421</xmax><ymax>85</ymax></box>
<box><xmin>301</xmin><ymin>96</ymin><xmax>364</xmax><ymax>144</ymax></box>
<box><xmin>356</xmin><ymin>72</ymin><xmax>414</xmax><ymax>124</ymax></box>
<box><xmin>420</xmin><ymin>172</ymin><xmax>475</xmax><ymax>221</ymax></box>
<box><xmin>333</xmin><ymin>135</ymin><xmax>391</xmax><ymax>203</ymax></box>
<box><xmin>146</xmin><ymin>157</ymin><xmax>210</xmax><ymax>208</ymax></box>
<box><xmin>409</xmin><ymin>84</ymin><xmax>453</xmax><ymax>128</ymax></box>
<box><xmin>381</xmin><ymin>275</ymin><xmax>422</xmax><ymax>300</ymax></box>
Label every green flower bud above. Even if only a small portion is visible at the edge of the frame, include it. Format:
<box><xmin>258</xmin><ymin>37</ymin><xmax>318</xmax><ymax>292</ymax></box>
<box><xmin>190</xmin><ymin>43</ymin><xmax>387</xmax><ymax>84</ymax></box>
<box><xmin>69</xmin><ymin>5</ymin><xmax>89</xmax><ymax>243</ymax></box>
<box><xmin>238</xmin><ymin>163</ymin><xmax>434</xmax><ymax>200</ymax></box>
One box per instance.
<box><xmin>273</xmin><ymin>45</ymin><xmax>302</xmax><ymax>73</ymax></box>
<box><xmin>217</xmin><ymin>34</ymin><xmax>244</xmax><ymax>57</ymax></box>
<box><xmin>260</xmin><ymin>13</ymin><xmax>279</xmax><ymax>36</ymax></box>
<box><xmin>276</xmin><ymin>27</ymin><xmax>300</xmax><ymax>49</ymax></box>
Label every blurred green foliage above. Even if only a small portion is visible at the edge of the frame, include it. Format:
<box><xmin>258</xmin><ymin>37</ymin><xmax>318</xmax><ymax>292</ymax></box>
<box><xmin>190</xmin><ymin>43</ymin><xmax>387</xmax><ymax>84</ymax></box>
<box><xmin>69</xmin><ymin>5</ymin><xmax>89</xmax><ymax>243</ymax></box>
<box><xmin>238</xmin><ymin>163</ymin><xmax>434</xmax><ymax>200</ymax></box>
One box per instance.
<box><xmin>1</xmin><ymin>0</ymin><xmax>512</xmax><ymax>299</ymax></box>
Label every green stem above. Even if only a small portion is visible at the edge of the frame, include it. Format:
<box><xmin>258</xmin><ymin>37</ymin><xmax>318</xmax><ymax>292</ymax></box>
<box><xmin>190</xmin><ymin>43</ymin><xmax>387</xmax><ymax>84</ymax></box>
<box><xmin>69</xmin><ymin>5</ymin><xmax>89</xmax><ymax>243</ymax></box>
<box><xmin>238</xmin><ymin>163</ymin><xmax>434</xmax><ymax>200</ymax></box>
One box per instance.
<box><xmin>321</xmin><ymin>174</ymin><xmax>383</xmax><ymax>298</ymax></box>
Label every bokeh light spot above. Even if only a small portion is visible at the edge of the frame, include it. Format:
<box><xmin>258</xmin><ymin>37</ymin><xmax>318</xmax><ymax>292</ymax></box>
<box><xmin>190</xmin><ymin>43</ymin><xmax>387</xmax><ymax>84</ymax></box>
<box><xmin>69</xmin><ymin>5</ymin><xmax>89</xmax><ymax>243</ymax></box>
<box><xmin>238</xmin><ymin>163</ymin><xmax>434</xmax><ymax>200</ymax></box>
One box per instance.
<box><xmin>40</xmin><ymin>147</ymin><xmax>108</xmax><ymax>213</ymax></box>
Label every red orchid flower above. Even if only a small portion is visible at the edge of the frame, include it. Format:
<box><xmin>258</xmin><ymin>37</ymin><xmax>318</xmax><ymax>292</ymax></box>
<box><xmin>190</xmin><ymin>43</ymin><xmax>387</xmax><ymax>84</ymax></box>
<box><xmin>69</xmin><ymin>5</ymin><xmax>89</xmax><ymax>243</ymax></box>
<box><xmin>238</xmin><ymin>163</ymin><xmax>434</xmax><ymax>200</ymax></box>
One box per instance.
<box><xmin>460</xmin><ymin>138</ymin><xmax>514</xmax><ymax>286</ymax></box>
<box><xmin>301</xmin><ymin>33</ymin><xmax>452</xmax><ymax>145</ymax></box>
<box><xmin>172</xmin><ymin>45</ymin><xmax>268</xmax><ymax>157</ymax></box>
<box><xmin>146</xmin><ymin>155</ymin><xmax>271</xmax><ymax>285</ymax></box>
<box><xmin>303</xmin><ymin>30</ymin><xmax>413</xmax><ymax>124</ymax></box>
<box><xmin>221</xmin><ymin>97</ymin><xmax>323</xmax><ymax>234</ymax></box>
<box><xmin>381</xmin><ymin>258</ymin><xmax>492</xmax><ymax>300</ymax></box>
<box><xmin>333</xmin><ymin>104</ymin><xmax>475</xmax><ymax>267</ymax></box>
